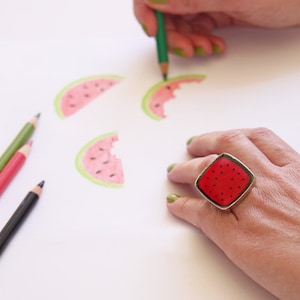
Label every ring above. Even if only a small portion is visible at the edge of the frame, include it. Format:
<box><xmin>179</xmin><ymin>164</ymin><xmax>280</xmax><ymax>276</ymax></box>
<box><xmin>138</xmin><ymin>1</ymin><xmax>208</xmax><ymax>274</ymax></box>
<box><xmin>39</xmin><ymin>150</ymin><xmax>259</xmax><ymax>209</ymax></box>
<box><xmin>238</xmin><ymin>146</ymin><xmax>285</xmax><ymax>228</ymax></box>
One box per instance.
<box><xmin>194</xmin><ymin>153</ymin><xmax>255</xmax><ymax>210</ymax></box>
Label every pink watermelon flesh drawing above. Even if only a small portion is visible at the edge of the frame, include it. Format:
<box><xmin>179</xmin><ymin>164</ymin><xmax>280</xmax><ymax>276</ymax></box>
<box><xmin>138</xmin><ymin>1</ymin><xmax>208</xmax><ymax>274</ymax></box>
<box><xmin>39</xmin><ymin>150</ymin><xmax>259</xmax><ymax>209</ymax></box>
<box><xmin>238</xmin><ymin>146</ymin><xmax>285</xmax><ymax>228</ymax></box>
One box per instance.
<box><xmin>142</xmin><ymin>75</ymin><xmax>205</xmax><ymax>120</ymax></box>
<box><xmin>195</xmin><ymin>154</ymin><xmax>254</xmax><ymax>209</ymax></box>
<box><xmin>55</xmin><ymin>76</ymin><xmax>122</xmax><ymax>118</ymax></box>
<box><xmin>76</xmin><ymin>132</ymin><xmax>124</xmax><ymax>187</ymax></box>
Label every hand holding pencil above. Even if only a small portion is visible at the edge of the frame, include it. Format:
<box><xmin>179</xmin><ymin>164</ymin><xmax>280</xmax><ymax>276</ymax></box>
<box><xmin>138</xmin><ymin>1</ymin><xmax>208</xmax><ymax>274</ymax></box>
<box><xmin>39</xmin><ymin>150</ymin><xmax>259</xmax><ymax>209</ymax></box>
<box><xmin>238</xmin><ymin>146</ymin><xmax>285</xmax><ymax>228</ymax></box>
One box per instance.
<box><xmin>134</xmin><ymin>0</ymin><xmax>226</xmax><ymax>59</ymax></box>
<box><xmin>134</xmin><ymin>0</ymin><xmax>300</xmax><ymax>60</ymax></box>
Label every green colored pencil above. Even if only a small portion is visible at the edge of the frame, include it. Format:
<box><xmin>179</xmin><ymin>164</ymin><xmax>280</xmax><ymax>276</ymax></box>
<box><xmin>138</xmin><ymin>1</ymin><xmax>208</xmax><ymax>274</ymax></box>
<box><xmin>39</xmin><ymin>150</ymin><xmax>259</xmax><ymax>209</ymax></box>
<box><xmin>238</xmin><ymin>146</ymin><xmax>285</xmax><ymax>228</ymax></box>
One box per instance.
<box><xmin>0</xmin><ymin>113</ymin><xmax>40</xmax><ymax>172</ymax></box>
<box><xmin>155</xmin><ymin>11</ymin><xmax>169</xmax><ymax>81</ymax></box>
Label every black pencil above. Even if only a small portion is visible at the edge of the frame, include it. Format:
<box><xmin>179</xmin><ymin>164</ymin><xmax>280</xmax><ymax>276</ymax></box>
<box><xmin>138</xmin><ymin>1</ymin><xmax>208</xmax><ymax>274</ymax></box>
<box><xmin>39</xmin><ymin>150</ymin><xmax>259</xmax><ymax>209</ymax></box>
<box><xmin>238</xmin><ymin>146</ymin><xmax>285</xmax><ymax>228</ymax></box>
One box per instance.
<box><xmin>0</xmin><ymin>180</ymin><xmax>45</xmax><ymax>253</ymax></box>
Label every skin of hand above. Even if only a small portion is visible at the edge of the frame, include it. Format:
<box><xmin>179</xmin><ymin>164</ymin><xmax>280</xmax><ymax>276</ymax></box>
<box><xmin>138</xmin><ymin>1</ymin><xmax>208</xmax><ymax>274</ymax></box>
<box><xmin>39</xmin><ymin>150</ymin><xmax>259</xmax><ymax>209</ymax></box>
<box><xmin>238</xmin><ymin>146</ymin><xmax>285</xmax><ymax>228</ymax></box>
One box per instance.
<box><xmin>134</xmin><ymin>0</ymin><xmax>300</xmax><ymax>57</ymax></box>
<box><xmin>166</xmin><ymin>127</ymin><xmax>300</xmax><ymax>300</ymax></box>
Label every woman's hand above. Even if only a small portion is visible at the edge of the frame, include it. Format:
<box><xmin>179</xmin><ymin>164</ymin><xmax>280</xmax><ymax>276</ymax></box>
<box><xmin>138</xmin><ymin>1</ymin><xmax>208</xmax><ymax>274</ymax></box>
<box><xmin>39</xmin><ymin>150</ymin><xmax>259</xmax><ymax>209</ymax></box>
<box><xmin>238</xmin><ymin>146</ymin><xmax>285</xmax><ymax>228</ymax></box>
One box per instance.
<box><xmin>134</xmin><ymin>0</ymin><xmax>300</xmax><ymax>57</ymax></box>
<box><xmin>166</xmin><ymin>127</ymin><xmax>300</xmax><ymax>300</ymax></box>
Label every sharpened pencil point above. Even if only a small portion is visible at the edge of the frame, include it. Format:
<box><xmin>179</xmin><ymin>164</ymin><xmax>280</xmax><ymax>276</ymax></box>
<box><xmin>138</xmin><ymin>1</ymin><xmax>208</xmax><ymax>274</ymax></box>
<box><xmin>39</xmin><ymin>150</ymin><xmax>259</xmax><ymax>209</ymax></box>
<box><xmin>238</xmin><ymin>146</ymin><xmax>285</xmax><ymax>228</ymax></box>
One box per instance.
<box><xmin>38</xmin><ymin>180</ymin><xmax>45</xmax><ymax>188</ymax></box>
<box><xmin>36</xmin><ymin>113</ymin><xmax>41</xmax><ymax>118</ymax></box>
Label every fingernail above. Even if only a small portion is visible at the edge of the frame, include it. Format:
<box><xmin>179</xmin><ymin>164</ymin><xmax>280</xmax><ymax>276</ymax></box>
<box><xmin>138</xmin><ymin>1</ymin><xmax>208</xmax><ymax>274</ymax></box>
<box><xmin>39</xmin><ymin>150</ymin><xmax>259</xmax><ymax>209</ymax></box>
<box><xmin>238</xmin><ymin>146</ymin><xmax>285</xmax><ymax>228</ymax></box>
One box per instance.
<box><xmin>148</xmin><ymin>0</ymin><xmax>167</xmax><ymax>3</ymax></box>
<box><xmin>171</xmin><ymin>48</ymin><xmax>186</xmax><ymax>57</ymax></box>
<box><xmin>167</xmin><ymin>163</ymin><xmax>176</xmax><ymax>173</ymax></box>
<box><xmin>195</xmin><ymin>47</ymin><xmax>206</xmax><ymax>56</ymax></box>
<box><xmin>186</xmin><ymin>137</ymin><xmax>194</xmax><ymax>145</ymax></box>
<box><xmin>141</xmin><ymin>24</ymin><xmax>148</xmax><ymax>35</ymax></box>
<box><xmin>213</xmin><ymin>44</ymin><xmax>222</xmax><ymax>54</ymax></box>
<box><xmin>167</xmin><ymin>194</ymin><xmax>180</xmax><ymax>203</ymax></box>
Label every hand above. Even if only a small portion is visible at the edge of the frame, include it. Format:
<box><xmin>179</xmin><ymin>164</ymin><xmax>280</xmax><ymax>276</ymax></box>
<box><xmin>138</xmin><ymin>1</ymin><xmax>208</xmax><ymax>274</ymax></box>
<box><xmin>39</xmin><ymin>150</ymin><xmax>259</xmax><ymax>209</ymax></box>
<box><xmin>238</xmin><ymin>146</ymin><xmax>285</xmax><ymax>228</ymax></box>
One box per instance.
<box><xmin>166</xmin><ymin>127</ymin><xmax>300</xmax><ymax>300</ymax></box>
<box><xmin>134</xmin><ymin>0</ymin><xmax>300</xmax><ymax>57</ymax></box>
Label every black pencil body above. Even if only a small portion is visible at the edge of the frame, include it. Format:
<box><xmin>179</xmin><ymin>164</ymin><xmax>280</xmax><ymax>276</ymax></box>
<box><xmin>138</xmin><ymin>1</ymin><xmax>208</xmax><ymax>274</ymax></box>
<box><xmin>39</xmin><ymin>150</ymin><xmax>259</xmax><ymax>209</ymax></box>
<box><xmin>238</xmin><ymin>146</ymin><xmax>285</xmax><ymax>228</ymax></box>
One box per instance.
<box><xmin>0</xmin><ymin>182</ymin><xmax>43</xmax><ymax>253</ymax></box>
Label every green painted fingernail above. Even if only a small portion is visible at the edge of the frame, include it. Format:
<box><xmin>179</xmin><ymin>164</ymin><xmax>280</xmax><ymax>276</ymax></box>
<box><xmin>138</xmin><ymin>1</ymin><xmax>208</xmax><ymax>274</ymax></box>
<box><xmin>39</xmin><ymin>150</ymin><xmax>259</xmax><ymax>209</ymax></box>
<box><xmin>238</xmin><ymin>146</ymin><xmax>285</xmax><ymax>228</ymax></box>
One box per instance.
<box><xmin>167</xmin><ymin>194</ymin><xmax>180</xmax><ymax>203</ymax></box>
<box><xmin>195</xmin><ymin>47</ymin><xmax>206</xmax><ymax>56</ymax></box>
<box><xmin>187</xmin><ymin>137</ymin><xmax>194</xmax><ymax>145</ymax></box>
<box><xmin>141</xmin><ymin>24</ymin><xmax>148</xmax><ymax>35</ymax></box>
<box><xmin>171</xmin><ymin>48</ymin><xmax>186</xmax><ymax>57</ymax></box>
<box><xmin>167</xmin><ymin>163</ymin><xmax>176</xmax><ymax>173</ymax></box>
<box><xmin>213</xmin><ymin>44</ymin><xmax>222</xmax><ymax>54</ymax></box>
<box><xmin>149</xmin><ymin>0</ymin><xmax>167</xmax><ymax>3</ymax></box>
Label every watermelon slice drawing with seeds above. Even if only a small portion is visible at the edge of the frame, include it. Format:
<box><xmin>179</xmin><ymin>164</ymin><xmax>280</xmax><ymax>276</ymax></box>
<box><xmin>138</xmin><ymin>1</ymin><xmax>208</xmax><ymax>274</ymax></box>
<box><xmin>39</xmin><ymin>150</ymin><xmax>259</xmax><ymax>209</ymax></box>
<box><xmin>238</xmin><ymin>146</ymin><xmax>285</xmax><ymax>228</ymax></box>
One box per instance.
<box><xmin>142</xmin><ymin>74</ymin><xmax>205</xmax><ymax>120</ymax></box>
<box><xmin>54</xmin><ymin>74</ymin><xmax>123</xmax><ymax>118</ymax></box>
<box><xmin>75</xmin><ymin>132</ymin><xmax>124</xmax><ymax>188</ymax></box>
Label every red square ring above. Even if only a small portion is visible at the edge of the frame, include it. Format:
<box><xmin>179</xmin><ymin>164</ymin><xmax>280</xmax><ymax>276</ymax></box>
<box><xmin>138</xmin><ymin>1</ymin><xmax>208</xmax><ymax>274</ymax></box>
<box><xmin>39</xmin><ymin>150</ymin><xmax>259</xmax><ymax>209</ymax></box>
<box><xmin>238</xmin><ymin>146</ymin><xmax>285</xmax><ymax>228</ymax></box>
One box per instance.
<box><xmin>195</xmin><ymin>153</ymin><xmax>255</xmax><ymax>210</ymax></box>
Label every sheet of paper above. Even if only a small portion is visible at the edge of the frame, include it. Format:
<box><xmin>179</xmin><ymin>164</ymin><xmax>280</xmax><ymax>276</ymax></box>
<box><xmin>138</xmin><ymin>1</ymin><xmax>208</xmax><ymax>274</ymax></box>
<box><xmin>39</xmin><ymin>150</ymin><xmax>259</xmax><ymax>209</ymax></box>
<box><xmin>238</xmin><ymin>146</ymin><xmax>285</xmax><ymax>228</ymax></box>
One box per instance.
<box><xmin>0</xmin><ymin>27</ymin><xmax>299</xmax><ymax>300</ymax></box>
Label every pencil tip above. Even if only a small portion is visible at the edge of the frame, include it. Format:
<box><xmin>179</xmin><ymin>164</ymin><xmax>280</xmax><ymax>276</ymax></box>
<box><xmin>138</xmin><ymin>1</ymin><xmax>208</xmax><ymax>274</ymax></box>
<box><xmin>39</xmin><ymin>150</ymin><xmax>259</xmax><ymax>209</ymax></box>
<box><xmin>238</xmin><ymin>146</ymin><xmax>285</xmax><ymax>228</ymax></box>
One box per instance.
<box><xmin>36</xmin><ymin>113</ymin><xmax>41</xmax><ymax>118</ymax></box>
<box><xmin>38</xmin><ymin>180</ymin><xmax>45</xmax><ymax>188</ymax></box>
<box><xmin>163</xmin><ymin>74</ymin><xmax>168</xmax><ymax>81</ymax></box>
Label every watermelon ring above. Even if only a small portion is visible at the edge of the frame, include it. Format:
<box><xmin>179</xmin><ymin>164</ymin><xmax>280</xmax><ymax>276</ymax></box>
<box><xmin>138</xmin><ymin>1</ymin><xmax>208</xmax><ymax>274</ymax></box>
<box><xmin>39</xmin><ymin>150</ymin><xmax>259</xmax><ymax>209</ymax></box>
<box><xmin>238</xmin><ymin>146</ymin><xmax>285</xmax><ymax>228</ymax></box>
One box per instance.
<box><xmin>194</xmin><ymin>153</ymin><xmax>255</xmax><ymax>210</ymax></box>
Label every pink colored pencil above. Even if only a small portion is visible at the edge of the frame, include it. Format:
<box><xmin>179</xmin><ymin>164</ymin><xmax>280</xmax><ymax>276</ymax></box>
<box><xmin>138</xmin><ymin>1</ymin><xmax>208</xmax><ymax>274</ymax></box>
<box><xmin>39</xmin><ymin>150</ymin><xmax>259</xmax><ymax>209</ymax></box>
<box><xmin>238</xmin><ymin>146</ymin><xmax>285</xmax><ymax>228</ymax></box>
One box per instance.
<box><xmin>0</xmin><ymin>141</ymin><xmax>32</xmax><ymax>195</ymax></box>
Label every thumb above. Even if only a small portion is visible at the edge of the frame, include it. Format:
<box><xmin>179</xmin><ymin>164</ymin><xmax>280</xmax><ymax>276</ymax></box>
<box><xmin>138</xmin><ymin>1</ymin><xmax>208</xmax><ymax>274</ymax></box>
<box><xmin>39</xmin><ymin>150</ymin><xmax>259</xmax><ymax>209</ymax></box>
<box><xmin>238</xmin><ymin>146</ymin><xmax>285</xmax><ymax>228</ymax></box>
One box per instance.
<box><xmin>144</xmin><ymin>0</ymin><xmax>224</xmax><ymax>14</ymax></box>
<box><xmin>166</xmin><ymin>194</ymin><xmax>234</xmax><ymax>249</ymax></box>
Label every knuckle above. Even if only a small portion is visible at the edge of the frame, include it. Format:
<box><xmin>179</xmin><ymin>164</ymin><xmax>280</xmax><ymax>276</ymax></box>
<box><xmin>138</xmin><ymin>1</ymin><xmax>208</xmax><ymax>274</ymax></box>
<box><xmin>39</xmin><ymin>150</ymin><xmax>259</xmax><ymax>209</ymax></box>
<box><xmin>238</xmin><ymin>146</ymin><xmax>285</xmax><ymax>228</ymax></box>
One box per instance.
<box><xmin>216</xmin><ymin>129</ymin><xmax>246</xmax><ymax>147</ymax></box>
<box><xmin>251</xmin><ymin>127</ymin><xmax>274</xmax><ymax>139</ymax></box>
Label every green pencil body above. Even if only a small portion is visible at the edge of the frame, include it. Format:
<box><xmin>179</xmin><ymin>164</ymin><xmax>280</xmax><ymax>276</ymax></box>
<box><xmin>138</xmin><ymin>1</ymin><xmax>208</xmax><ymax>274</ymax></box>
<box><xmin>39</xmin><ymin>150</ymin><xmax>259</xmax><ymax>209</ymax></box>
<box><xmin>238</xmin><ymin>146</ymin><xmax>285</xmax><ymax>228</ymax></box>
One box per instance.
<box><xmin>0</xmin><ymin>114</ymin><xmax>39</xmax><ymax>172</ymax></box>
<box><xmin>155</xmin><ymin>11</ymin><xmax>169</xmax><ymax>80</ymax></box>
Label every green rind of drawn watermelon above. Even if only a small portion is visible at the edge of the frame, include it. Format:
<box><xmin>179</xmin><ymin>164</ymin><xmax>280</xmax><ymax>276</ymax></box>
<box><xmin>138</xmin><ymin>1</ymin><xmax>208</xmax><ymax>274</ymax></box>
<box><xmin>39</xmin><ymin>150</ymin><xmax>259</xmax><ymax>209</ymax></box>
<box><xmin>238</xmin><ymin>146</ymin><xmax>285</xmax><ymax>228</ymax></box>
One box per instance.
<box><xmin>195</xmin><ymin>153</ymin><xmax>254</xmax><ymax>209</ymax></box>
<box><xmin>75</xmin><ymin>131</ymin><xmax>124</xmax><ymax>188</ymax></box>
<box><xmin>54</xmin><ymin>74</ymin><xmax>123</xmax><ymax>119</ymax></box>
<box><xmin>142</xmin><ymin>74</ymin><xmax>205</xmax><ymax>121</ymax></box>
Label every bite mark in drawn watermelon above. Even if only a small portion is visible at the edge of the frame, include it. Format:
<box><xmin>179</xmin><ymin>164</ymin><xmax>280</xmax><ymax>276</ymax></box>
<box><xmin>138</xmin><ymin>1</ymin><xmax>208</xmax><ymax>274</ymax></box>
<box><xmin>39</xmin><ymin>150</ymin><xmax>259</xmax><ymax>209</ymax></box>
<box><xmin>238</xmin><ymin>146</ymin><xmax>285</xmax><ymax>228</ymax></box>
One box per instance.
<box><xmin>75</xmin><ymin>132</ymin><xmax>124</xmax><ymax>188</ymax></box>
<box><xmin>195</xmin><ymin>153</ymin><xmax>254</xmax><ymax>210</ymax></box>
<box><xmin>54</xmin><ymin>75</ymin><xmax>123</xmax><ymax>118</ymax></box>
<box><xmin>142</xmin><ymin>74</ymin><xmax>205</xmax><ymax>120</ymax></box>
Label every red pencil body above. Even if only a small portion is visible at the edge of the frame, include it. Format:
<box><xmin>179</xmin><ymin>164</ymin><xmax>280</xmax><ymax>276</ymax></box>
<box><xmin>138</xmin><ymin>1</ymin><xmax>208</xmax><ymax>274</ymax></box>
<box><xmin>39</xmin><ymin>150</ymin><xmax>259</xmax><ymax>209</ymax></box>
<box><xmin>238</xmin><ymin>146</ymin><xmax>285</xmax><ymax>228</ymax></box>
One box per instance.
<box><xmin>0</xmin><ymin>142</ymin><xmax>32</xmax><ymax>195</ymax></box>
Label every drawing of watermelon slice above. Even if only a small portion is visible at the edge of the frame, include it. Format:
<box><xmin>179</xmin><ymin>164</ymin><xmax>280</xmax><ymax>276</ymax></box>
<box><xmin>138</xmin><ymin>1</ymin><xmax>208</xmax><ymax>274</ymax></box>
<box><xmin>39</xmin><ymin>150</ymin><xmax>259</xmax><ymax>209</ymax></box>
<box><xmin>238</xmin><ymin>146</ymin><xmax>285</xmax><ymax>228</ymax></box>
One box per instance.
<box><xmin>54</xmin><ymin>74</ymin><xmax>123</xmax><ymax>118</ymax></box>
<box><xmin>142</xmin><ymin>74</ymin><xmax>205</xmax><ymax>120</ymax></box>
<box><xmin>75</xmin><ymin>132</ymin><xmax>124</xmax><ymax>188</ymax></box>
<box><xmin>195</xmin><ymin>153</ymin><xmax>255</xmax><ymax>210</ymax></box>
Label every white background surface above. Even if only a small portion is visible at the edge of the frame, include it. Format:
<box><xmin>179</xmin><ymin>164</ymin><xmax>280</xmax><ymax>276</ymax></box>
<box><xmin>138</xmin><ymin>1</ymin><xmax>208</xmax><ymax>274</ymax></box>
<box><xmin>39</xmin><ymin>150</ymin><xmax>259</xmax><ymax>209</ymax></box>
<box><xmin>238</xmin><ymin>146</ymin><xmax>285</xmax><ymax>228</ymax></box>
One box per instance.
<box><xmin>0</xmin><ymin>1</ymin><xmax>300</xmax><ymax>299</ymax></box>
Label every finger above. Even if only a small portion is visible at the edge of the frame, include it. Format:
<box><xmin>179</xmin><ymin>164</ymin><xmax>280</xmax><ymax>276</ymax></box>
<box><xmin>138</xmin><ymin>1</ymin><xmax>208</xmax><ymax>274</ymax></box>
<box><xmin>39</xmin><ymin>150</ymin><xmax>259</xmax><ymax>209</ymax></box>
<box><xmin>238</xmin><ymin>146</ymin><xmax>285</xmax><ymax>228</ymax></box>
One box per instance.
<box><xmin>188</xmin><ymin>128</ymin><xmax>298</xmax><ymax>167</ymax></box>
<box><xmin>186</xmin><ymin>33</ymin><xmax>226</xmax><ymax>55</ymax></box>
<box><xmin>169</xmin><ymin>17</ymin><xmax>226</xmax><ymax>56</ymax></box>
<box><xmin>167</xmin><ymin>30</ymin><xmax>195</xmax><ymax>58</ymax></box>
<box><xmin>134</xmin><ymin>0</ymin><xmax>157</xmax><ymax>36</ymax></box>
<box><xmin>187</xmin><ymin>129</ymin><xmax>271</xmax><ymax>174</ymax></box>
<box><xmin>166</xmin><ymin>194</ymin><xmax>237</xmax><ymax>251</ymax></box>
<box><xmin>168</xmin><ymin>155</ymin><xmax>217</xmax><ymax>185</ymax></box>
<box><xmin>144</xmin><ymin>0</ymin><xmax>225</xmax><ymax>15</ymax></box>
<box><xmin>239</xmin><ymin>128</ymin><xmax>300</xmax><ymax>166</ymax></box>
<box><xmin>192</xmin><ymin>13</ymin><xmax>234</xmax><ymax>30</ymax></box>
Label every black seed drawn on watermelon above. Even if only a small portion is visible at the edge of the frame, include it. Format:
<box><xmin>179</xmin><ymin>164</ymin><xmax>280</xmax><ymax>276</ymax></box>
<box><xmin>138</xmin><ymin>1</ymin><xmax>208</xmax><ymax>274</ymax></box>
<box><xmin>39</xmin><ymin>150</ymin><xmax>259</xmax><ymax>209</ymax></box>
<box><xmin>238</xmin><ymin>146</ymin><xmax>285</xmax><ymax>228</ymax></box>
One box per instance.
<box><xmin>54</xmin><ymin>75</ymin><xmax>123</xmax><ymax>119</ymax></box>
<box><xmin>75</xmin><ymin>131</ymin><xmax>124</xmax><ymax>188</ymax></box>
